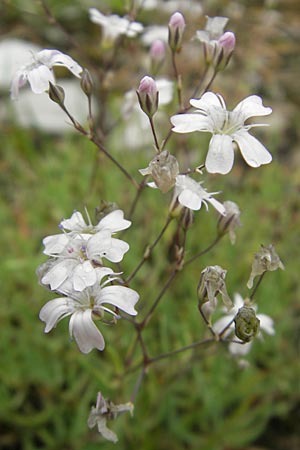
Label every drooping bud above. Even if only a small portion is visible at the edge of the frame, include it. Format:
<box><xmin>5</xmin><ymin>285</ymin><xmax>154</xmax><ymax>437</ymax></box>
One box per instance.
<box><xmin>247</xmin><ymin>244</ymin><xmax>285</xmax><ymax>289</ymax></box>
<box><xmin>48</xmin><ymin>81</ymin><xmax>65</xmax><ymax>105</ymax></box>
<box><xmin>139</xmin><ymin>150</ymin><xmax>179</xmax><ymax>193</ymax></box>
<box><xmin>217</xmin><ymin>200</ymin><xmax>241</xmax><ymax>244</ymax></box>
<box><xmin>80</xmin><ymin>68</ymin><xmax>94</xmax><ymax>97</ymax></box>
<box><xmin>136</xmin><ymin>75</ymin><xmax>159</xmax><ymax>117</ymax></box>
<box><xmin>168</xmin><ymin>11</ymin><xmax>186</xmax><ymax>52</ymax></box>
<box><xmin>234</xmin><ymin>306</ymin><xmax>260</xmax><ymax>342</ymax></box>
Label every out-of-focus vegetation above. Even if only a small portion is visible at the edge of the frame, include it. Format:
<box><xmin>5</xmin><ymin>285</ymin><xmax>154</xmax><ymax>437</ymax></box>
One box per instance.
<box><xmin>1</xmin><ymin>1</ymin><xmax>300</xmax><ymax>449</ymax></box>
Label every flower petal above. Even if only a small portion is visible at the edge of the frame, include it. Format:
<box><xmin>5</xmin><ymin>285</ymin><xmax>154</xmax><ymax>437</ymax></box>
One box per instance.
<box><xmin>69</xmin><ymin>310</ymin><xmax>105</xmax><ymax>353</ymax></box>
<box><xmin>60</xmin><ymin>211</ymin><xmax>86</xmax><ymax>231</ymax></box>
<box><xmin>39</xmin><ymin>297</ymin><xmax>73</xmax><ymax>332</ymax></box>
<box><xmin>43</xmin><ymin>234</ymin><xmax>69</xmax><ymax>255</ymax></box>
<box><xmin>73</xmin><ymin>261</ymin><xmax>97</xmax><ymax>291</ymax></box>
<box><xmin>98</xmin><ymin>210</ymin><xmax>131</xmax><ymax>233</ymax></box>
<box><xmin>41</xmin><ymin>259</ymin><xmax>75</xmax><ymax>290</ymax></box>
<box><xmin>171</xmin><ymin>112</ymin><xmax>210</xmax><ymax>133</ymax></box>
<box><xmin>97</xmin><ymin>286</ymin><xmax>139</xmax><ymax>316</ymax></box>
<box><xmin>233</xmin><ymin>95</ymin><xmax>272</xmax><ymax>122</ymax></box>
<box><xmin>234</xmin><ymin>130</ymin><xmax>272</xmax><ymax>168</ymax></box>
<box><xmin>178</xmin><ymin>189</ymin><xmax>202</xmax><ymax>210</ymax></box>
<box><xmin>257</xmin><ymin>313</ymin><xmax>275</xmax><ymax>335</ymax></box>
<box><xmin>190</xmin><ymin>92</ymin><xmax>225</xmax><ymax>111</ymax></box>
<box><xmin>205</xmin><ymin>134</ymin><xmax>234</xmax><ymax>174</ymax></box>
<box><xmin>27</xmin><ymin>64</ymin><xmax>55</xmax><ymax>94</ymax></box>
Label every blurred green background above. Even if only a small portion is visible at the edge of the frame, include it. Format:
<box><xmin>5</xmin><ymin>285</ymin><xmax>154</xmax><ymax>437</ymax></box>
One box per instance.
<box><xmin>1</xmin><ymin>0</ymin><xmax>300</xmax><ymax>449</ymax></box>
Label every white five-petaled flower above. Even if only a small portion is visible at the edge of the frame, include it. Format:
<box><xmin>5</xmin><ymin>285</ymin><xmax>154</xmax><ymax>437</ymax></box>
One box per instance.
<box><xmin>10</xmin><ymin>49</ymin><xmax>82</xmax><ymax>100</ymax></box>
<box><xmin>172</xmin><ymin>174</ymin><xmax>226</xmax><ymax>214</ymax></box>
<box><xmin>89</xmin><ymin>8</ymin><xmax>143</xmax><ymax>42</ymax></box>
<box><xmin>171</xmin><ymin>92</ymin><xmax>272</xmax><ymax>174</ymax></box>
<box><xmin>41</xmin><ymin>209</ymin><xmax>131</xmax><ymax>291</ymax></box>
<box><xmin>39</xmin><ymin>272</ymin><xmax>139</xmax><ymax>353</ymax></box>
<box><xmin>213</xmin><ymin>293</ymin><xmax>275</xmax><ymax>357</ymax></box>
<box><xmin>42</xmin><ymin>231</ymin><xmax>129</xmax><ymax>291</ymax></box>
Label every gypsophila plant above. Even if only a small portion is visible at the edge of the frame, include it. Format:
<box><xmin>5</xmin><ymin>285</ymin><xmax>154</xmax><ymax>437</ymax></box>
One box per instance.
<box><xmin>10</xmin><ymin>3</ymin><xmax>285</xmax><ymax>444</ymax></box>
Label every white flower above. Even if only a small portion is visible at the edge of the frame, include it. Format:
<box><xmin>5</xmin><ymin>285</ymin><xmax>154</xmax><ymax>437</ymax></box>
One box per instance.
<box><xmin>41</xmin><ymin>231</ymin><xmax>129</xmax><ymax>291</ymax></box>
<box><xmin>196</xmin><ymin>16</ymin><xmax>229</xmax><ymax>44</ymax></box>
<box><xmin>171</xmin><ymin>92</ymin><xmax>272</xmax><ymax>174</ymax></box>
<box><xmin>39</xmin><ymin>274</ymin><xmax>139</xmax><ymax>353</ymax></box>
<box><xmin>10</xmin><ymin>49</ymin><xmax>82</xmax><ymax>100</ymax></box>
<box><xmin>172</xmin><ymin>174</ymin><xmax>226</xmax><ymax>214</ymax></box>
<box><xmin>59</xmin><ymin>209</ymin><xmax>131</xmax><ymax>235</ymax></box>
<box><xmin>213</xmin><ymin>293</ymin><xmax>275</xmax><ymax>356</ymax></box>
<box><xmin>89</xmin><ymin>8</ymin><xmax>143</xmax><ymax>42</ymax></box>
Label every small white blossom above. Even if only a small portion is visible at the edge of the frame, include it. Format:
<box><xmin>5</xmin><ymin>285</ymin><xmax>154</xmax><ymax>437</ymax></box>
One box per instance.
<box><xmin>59</xmin><ymin>209</ymin><xmax>131</xmax><ymax>235</ymax></box>
<box><xmin>196</xmin><ymin>16</ymin><xmax>229</xmax><ymax>44</ymax></box>
<box><xmin>171</xmin><ymin>92</ymin><xmax>272</xmax><ymax>174</ymax></box>
<box><xmin>39</xmin><ymin>274</ymin><xmax>139</xmax><ymax>353</ymax></box>
<box><xmin>89</xmin><ymin>8</ymin><xmax>143</xmax><ymax>42</ymax></box>
<box><xmin>41</xmin><ymin>231</ymin><xmax>129</xmax><ymax>291</ymax></box>
<box><xmin>213</xmin><ymin>293</ymin><xmax>275</xmax><ymax>357</ymax></box>
<box><xmin>88</xmin><ymin>392</ymin><xmax>134</xmax><ymax>443</ymax></box>
<box><xmin>10</xmin><ymin>49</ymin><xmax>82</xmax><ymax>100</ymax></box>
<box><xmin>172</xmin><ymin>175</ymin><xmax>225</xmax><ymax>214</ymax></box>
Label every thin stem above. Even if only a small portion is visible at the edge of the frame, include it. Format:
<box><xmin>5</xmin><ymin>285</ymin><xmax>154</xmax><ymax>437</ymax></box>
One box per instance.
<box><xmin>198</xmin><ymin>304</ymin><xmax>217</xmax><ymax>338</ymax></box>
<box><xmin>171</xmin><ymin>52</ymin><xmax>183</xmax><ymax>109</ymax></box>
<box><xmin>90</xmin><ymin>136</ymin><xmax>139</xmax><ymax>189</ymax></box>
<box><xmin>140</xmin><ymin>268</ymin><xmax>178</xmax><ymax>329</ymax></box>
<box><xmin>125</xmin><ymin>216</ymin><xmax>173</xmax><ymax>284</ymax></box>
<box><xmin>130</xmin><ymin>367</ymin><xmax>146</xmax><ymax>403</ymax></box>
<box><xmin>185</xmin><ymin>235</ymin><xmax>222</xmax><ymax>266</ymax></box>
<box><xmin>148</xmin><ymin>337</ymin><xmax>215</xmax><ymax>364</ymax></box>
<box><xmin>249</xmin><ymin>272</ymin><xmax>266</xmax><ymax>301</ymax></box>
<box><xmin>149</xmin><ymin>117</ymin><xmax>160</xmax><ymax>152</ymax></box>
<box><xmin>128</xmin><ymin>179</ymin><xmax>147</xmax><ymax>220</ymax></box>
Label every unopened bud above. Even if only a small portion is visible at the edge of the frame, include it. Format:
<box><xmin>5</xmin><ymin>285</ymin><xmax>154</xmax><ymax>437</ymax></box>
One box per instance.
<box><xmin>168</xmin><ymin>11</ymin><xmax>185</xmax><ymax>52</ymax></box>
<box><xmin>136</xmin><ymin>76</ymin><xmax>159</xmax><ymax>117</ymax></box>
<box><xmin>217</xmin><ymin>200</ymin><xmax>241</xmax><ymax>244</ymax></box>
<box><xmin>215</xmin><ymin>31</ymin><xmax>236</xmax><ymax>70</ymax></box>
<box><xmin>48</xmin><ymin>82</ymin><xmax>65</xmax><ymax>105</ymax></box>
<box><xmin>234</xmin><ymin>306</ymin><xmax>260</xmax><ymax>342</ymax></box>
<box><xmin>150</xmin><ymin>39</ymin><xmax>166</xmax><ymax>63</ymax></box>
<box><xmin>139</xmin><ymin>150</ymin><xmax>179</xmax><ymax>193</ymax></box>
<box><xmin>80</xmin><ymin>68</ymin><xmax>94</xmax><ymax>97</ymax></box>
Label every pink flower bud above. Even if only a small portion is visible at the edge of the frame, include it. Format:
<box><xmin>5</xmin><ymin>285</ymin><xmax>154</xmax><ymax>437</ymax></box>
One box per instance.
<box><xmin>150</xmin><ymin>39</ymin><xmax>166</xmax><ymax>62</ymax></box>
<box><xmin>169</xmin><ymin>11</ymin><xmax>185</xmax><ymax>29</ymax></box>
<box><xmin>215</xmin><ymin>31</ymin><xmax>236</xmax><ymax>70</ymax></box>
<box><xmin>218</xmin><ymin>31</ymin><xmax>236</xmax><ymax>54</ymax></box>
<box><xmin>168</xmin><ymin>11</ymin><xmax>185</xmax><ymax>52</ymax></box>
<box><xmin>136</xmin><ymin>76</ymin><xmax>159</xmax><ymax>117</ymax></box>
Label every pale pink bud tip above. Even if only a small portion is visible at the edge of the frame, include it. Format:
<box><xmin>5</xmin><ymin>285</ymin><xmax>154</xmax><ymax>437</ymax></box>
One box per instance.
<box><xmin>218</xmin><ymin>31</ymin><xmax>236</xmax><ymax>53</ymax></box>
<box><xmin>150</xmin><ymin>40</ymin><xmax>166</xmax><ymax>62</ymax></box>
<box><xmin>138</xmin><ymin>76</ymin><xmax>157</xmax><ymax>95</ymax></box>
<box><xmin>169</xmin><ymin>11</ymin><xmax>185</xmax><ymax>29</ymax></box>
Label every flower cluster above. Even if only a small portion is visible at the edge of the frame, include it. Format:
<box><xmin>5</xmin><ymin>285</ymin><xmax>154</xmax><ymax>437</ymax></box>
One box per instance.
<box><xmin>38</xmin><ymin>209</ymin><xmax>139</xmax><ymax>353</ymax></box>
